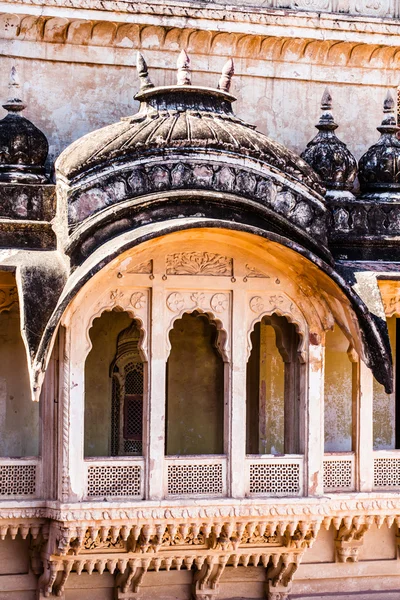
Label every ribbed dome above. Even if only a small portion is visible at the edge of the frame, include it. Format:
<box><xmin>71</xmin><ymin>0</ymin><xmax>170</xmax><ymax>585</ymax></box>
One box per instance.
<box><xmin>301</xmin><ymin>89</ymin><xmax>357</xmax><ymax>195</ymax></box>
<box><xmin>358</xmin><ymin>91</ymin><xmax>400</xmax><ymax>193</ymax></box>
<box><xmin>57</xmin><ymin>57</ymin><xmax>324</xmax><ymax>197</ymax></box>
<box><xmin>0</xmin><ymin>67</ymin><xmax>48</xmax><ymax>184</ymax></box>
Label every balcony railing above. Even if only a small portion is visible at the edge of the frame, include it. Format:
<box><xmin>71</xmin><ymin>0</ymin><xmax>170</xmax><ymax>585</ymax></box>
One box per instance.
<box><xmin>85</xmin><ymin>457</ymin><xmax>144</xmax><ymax>500</ymax></box>
<box><xmin>246</xmin><ymin>455</ymin><xmax>304</xmax><ymax>497</ymax></box>
<box><xmin>323</xmin><ymin>453</ymin><xmax>355</xmax><ymax>493</ymax></box>
<box><xmin>0</xmin><ymin>458</ymin><xmax>40</xmax><ymax>499</ymax></box>
<box><xmin>164</xmin><ymin>456</ymin><xmax>227</xmax><ymax>498</ymax></box>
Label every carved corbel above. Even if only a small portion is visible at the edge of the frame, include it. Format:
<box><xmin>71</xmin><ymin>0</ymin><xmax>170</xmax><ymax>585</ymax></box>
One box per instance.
<box><xmin>265</xmin><ymin>552</ymin><xmax>300</xmax><ymax>600</ymax></box>
<box><xmin>334</xmin><ymin>516</ymin><xmax>372</xmax><ymax>563</ymax></box>
<box><xmin>192</xmin><ymin>555</ymin><xmax>227</xmax><ymax>600</ymax></box>
<box><xmin>116</xmin><ymin>557</ymin><xmax>151</xmax><ymax>598</ymax></box>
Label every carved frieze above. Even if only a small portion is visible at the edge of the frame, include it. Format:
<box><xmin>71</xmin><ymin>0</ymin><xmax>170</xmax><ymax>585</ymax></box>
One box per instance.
<box><xmin>68</xmin><ymin>161</ymin><xmax>327</xmax><ymax>248</ymax></box>
<box><xmin>128</xmin><ymin>260</ymin><xmax>153</xmax><ymax>275</ymax></box>
<box><xmin>166</xmin><ymin>252</ymin><xmax>233</xmax><ymax>276</ymax></box>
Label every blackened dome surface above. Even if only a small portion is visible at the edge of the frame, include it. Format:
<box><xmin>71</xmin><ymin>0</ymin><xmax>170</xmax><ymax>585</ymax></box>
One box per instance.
<box><xmin>358</xmin><ymin>92</ymin><xmax>400</xmax><ymax>193</ymax></box>
<box><xmin>57</xmin><ymin>86</ymin><xmax>324</xmax><ymax>197</ymax></box>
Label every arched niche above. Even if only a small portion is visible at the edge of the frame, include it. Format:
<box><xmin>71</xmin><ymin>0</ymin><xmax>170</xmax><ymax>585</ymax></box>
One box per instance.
<box><xmin>84</xmin><ymin>310</ymin><xmax>146</xmax><ymax>458</ymax></box>
<box><xmin>0</xmin><ymin>275</ymin><xmax>39</xmax><ymax>457</ymax></box>
<box><xmin>165</xmin><ymin>311</ymin><xmax>225</xmax><ymax>456</ymax></box>
<box><xmin>246</xmin><ymin>314</ymin><xmax>303</xmax><ymax>456</ymax></box>
<box><xmin>324</xmin><ymin>325</ymin><xmax>354</xmax><ymax>452</ymax></box>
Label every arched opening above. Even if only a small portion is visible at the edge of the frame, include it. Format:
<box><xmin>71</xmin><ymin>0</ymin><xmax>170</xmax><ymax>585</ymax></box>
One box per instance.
<box><xmin>84</xmin><ymin>310</ymin><xmax>146</xmax><ymax>458</ymax></box>
<box><xmin>324</xmin><ymin>326</ymin><xmax>353</xmax><ymax>452</ymax></box>
<box><xmin>246</xmin><ymin>315</ymin><xmax>302</xmax><ymax>455</ymax></box>
<box><xmin>165</xmin><ymin>311</ymin><xmax>225</xmax><ymax>456</ymax></box>
<box><xmin>0</xmin><ymin>287</ymin><xmax>39</xmax><ymax>458</ymax></box>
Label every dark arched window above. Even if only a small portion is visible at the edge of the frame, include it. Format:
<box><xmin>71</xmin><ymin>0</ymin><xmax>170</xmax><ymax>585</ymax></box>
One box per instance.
<box><xmin>111</xmin><ymin>321</ymin><xmax>144</xmax><ymax>456</ymax></box>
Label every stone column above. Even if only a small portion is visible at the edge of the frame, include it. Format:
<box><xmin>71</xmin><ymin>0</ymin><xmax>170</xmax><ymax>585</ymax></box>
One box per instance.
<box><xmin>306</xmin><ymin>340</ymin><xmax>325</xmax><ymax>496</ymax></box>
<box><xmin>147</xmin><ymin>281</ymin><xmax>167</xmax><ymax>500</ymax></box>
<box><xmin>230</xmin><ymin>288</ymin><xmax>247</xmax><ymax>498</ymax></box>
<box><xmin>358</xmin><ymin>359</ymin><xmax>374</xmax><ymax>492</ymax></box>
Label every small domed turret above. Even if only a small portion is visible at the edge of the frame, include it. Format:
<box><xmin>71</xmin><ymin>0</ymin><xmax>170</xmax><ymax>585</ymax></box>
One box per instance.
<box><xmin>358</xmin><ymin>91</ymin><xmax>400</xmax><ymax>194</ymax></box>
<box><xmin>301</xmin><ymin>89</ymin><xmax>357</xmax><ymax>199</ymax></box>
<box><xmin>0</xmin><ymin>67</ymin><xmax>49</xmax><ymax>183</ymax></box>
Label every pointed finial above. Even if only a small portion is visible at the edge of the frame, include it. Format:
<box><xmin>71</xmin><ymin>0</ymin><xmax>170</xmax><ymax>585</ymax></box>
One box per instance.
<box><xmin>383</xmin><ymin>90</ymin><xmax>394</xmax><ymax>113</ymax></box>
<box><xmin>321</xmin><ymin>87</ymin><xmax>332</xmax><ymax>111</ymax></box>
<box><xmin>136</xmin><ymin>52</ymin><xmax>154</xmax><ymax>91</ymax></box>
<box><xmin>176</xmin><ymin>50</ymin><xmax>191</xmax><ymax>86</ymax></box>
<box><xmin>377</xmin><ymin>90</ymin><xmax>398</xmax><ymax>134</ymax></box>
<box><xmin>2</xmin><ymin>66</ymin><xmax>26</xmax><ymax>113</ymax></box>
<box><xmin>218</xmin><ymin>59</ymin><xmax>234</xmax><ymax>93</ymax></box>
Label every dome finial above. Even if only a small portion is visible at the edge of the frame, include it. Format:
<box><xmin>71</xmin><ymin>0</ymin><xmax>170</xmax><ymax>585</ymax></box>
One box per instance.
<box><xmin>376</xmin><ymin>90</ymin><xmax>398</xmax><ymax>135</ymax></box>
<box><xmin>301</xmin><ymin>89</ymin><xmax>357</xmax><ymax>195</ymax></box>
<box><xmin>2</xmin><ymin>66</ymin><xmax>26</xmax><ymax>114</ymax></box>
<box><xmin>321</xmin><ymin>87</ymin><xmax>332</xmax><ymax>111</ymax></box>
<box><xmin>136</xmin><ymin>52</ymin><xmax>154</xmax><ymax>91</ymax></box>
<box><xmin>358</xmin><ymin>90</ymin><xmax>400</xmax><ymax>193</ymax></box>
<box><xmin>218</xmin><ymin>59</ymin><xmax>234</xmax><ymax>93</ymax></box>
<box><xmin>177</xmin><ymin>49</ymin><xmax>191</xmax><ymax>86</ymax></box>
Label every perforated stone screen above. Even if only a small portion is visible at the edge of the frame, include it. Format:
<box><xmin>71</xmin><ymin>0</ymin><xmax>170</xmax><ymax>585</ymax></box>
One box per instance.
<box><xmin>167</xmin><ymin>463</ymin><xmax>224</xmax><ymax>496</ymax></box>
<box><xmin>374</xmin><ymin>457</ymin><xmax>400</xmax><ymax>489</ymax></box>
<box><xmin>0</xmin><ymin>464</ymin><xmax>36</xmax><ymax>497</ymax></box>
<box><xmin>249</xmin><ymin>462</ymin><xmax>301</xmax><ymax>495</ymax></box>
<box><xmin>323</xmin><ymin>458</ymin><xmax>353</xmax><ymax>492</ymax></box>
<box><xmin>87</xmin><ymin>465</ymin><xmax>141</xmax><ymax>497</ymax></box>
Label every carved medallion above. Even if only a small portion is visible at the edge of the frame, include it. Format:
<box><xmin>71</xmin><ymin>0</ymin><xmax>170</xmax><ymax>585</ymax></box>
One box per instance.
<box><xmin>130</xmin><ymin>292</ymin><xmax>146</xmax><ymax>310</ymax></box>
<box><xmin>166</xmin><ymin>252</ymin><xmax>233</xmax><ymax>276</ymax></box>
<box><xmin>211</xmin><ymin>293</ymin><xmax>228</xmax><ymax>313</ymax></box>
<box><xmin>250</xmin><ymin>296</ymin><xmax>264</xmax><ymax>313</ymax></box>
<box><xmin>167</xmin><ymin>292</ymin><xmax>185</xmax><ymax>312</ymax></box>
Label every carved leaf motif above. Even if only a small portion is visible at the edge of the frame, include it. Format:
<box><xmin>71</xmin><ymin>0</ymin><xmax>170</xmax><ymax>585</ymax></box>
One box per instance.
<box><xmin>129</xmin><ymin>260</ymin><xmax>153</xmax><ymax>275</ymax></box>
<box><xmin>167</xmin><ymin>292</ymin><xmax>185</xmax><ymax>312</ymax></box>
<box><xmin>245</xmin><ymin>264</ymin><xmax>270</xmax><ymax>278</ymax></box>
<box><xmin>130</xmin><ymin>292</ymin><xmax>146</xmax><ymax>310</ymax></box>
<box><xmin>166</xmin><ymin>252</ymin><xmax>233</xmax><ymax>276</ymax></box>
<box><xmin>190</xmin><ymin>292</ymin><xmax>206</xmax><ymax>307</ymax></box>
<box><xmin>211</xmin><ymin>293</ymin><xmax>228</xmax><ymax>313</ymax></box>
<box><xmin>110</xmin><ymin>289</ymin><xmax>123</xmax><ymax>302</ymax></box>
<box><xmin>0</xmin><ymin>286</ymin><xmax>18</xmax><ymax>313</ymax></box>
<box><xmin>0</xmin><ymin>290</ymin><xmax>6</xmax><ymax>305</ymax></box>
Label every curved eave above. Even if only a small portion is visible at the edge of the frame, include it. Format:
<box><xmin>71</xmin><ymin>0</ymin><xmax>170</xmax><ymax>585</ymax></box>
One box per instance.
<box><xmin>30</xmin><ymin>217</ymin><xmax>393</xmax><ymax>400</ymax></box>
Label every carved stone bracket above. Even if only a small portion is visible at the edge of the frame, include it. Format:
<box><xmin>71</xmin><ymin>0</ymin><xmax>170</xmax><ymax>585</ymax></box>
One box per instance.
<box><xmin>332</xmin><ymin>515</ymin><xmax>373</xmax><ymax>563</ymax></box>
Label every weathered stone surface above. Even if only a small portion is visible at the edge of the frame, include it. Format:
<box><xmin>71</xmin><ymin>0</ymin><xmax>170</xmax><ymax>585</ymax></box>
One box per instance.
<box><xmin>0</xmin><ymin>183</ymin><xmax>55</xmax><ymax>221</ymax></box>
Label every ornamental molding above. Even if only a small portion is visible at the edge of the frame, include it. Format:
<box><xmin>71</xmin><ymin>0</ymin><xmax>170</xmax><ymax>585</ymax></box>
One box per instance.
<box><xmin>68</xmin><ymin>161</ymin><xmax>327</xmax><ymax>252</ymax></box>
<box><xmin>2</xmin><ymin>11</ymin><xmax>400</xmax><ymax>76</ymax></box>
<box><xmin>1</xmin><ymin>0</ymin><xmax>400</xmax><ymax>34</ymax></box>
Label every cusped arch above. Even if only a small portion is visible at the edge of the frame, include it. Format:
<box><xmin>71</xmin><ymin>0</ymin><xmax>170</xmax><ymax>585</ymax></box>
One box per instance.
<box><xmin>246</xmin><ymin>292</ymin><xmax>308</xmax><ymax>363</ymax></box>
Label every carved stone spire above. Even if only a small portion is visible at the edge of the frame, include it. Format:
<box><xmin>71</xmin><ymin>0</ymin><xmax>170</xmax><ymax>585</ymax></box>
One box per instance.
<box><xmin>301</xmin><ymin>88</ymin><xmax>357</xmax><ymax>196</ymax></box>
<box><xmin>136</xmin><ymin>52</ymin><xmax>154</xmax><ymax>91</ymax></box>
<box><xmin>358</xmin><ymin>90</ymin><xmax>400</xmax><ymax>193</ymax></box>
<box><xmin>176</xmin><ymin>49</ymin><xmax>191</xmax><ymax>86</ymax></box>
<box><xmin>218</xmin><ymin>59</ymin><xmax>234</xmax><ymax>93</ymax></box>
<box><xmin>2</xmin><ymin>66</ymin><xmax>26</xmax><ymax>113</ymax></box>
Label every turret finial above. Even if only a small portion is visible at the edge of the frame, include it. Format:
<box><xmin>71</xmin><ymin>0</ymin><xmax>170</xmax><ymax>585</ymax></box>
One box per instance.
<box><xmin>2</xmin><ymin>66</ymin><xmax>26</xmax><ymax>113</ymax></box>
<box><xmin>218</xmin><ymin>59</ymin><xmax>234</xmax><ymax>93</ymax></box>
<box><xmin>321</xmin><ymin>87</ymin><xmax>332</xmax><ymax>111</ymax></box>
<box><xmin>376</xmin><ymin>89</ymin><xmax>398</xmax><ymax>134</ymax></box>
<box><xmin>176</xmin><ymin>49</ymin><xmax>191</xmax><ymax>86</ymax></box>
<box><xmin>136</xmin><ymin>52</ymin><xmax>154</xmax><ymax>91</ymax></box>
